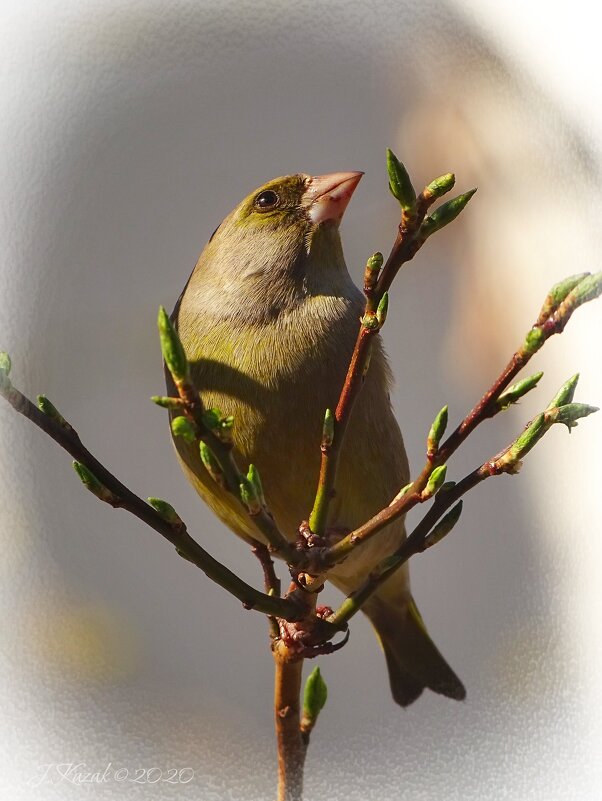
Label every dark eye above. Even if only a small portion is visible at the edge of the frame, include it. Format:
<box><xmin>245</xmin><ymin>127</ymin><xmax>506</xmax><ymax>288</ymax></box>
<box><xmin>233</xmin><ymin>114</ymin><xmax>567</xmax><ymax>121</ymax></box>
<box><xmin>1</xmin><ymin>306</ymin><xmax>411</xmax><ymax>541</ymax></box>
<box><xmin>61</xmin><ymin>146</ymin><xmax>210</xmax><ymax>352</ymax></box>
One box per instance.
<box><xmin>254</xmin><ymin>190</ymin><xmax>280</xmax><ymax>211</ymax></box>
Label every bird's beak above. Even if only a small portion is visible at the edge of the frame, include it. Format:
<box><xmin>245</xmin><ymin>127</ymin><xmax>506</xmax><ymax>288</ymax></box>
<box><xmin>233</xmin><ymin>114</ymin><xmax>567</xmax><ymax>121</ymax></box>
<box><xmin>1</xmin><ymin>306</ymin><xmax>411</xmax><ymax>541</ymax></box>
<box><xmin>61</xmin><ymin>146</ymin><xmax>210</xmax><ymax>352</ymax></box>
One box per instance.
<box><xmin>303</xmin><ymin>171</ymin><xmax>363</xmax><ymax>225</ymax></box>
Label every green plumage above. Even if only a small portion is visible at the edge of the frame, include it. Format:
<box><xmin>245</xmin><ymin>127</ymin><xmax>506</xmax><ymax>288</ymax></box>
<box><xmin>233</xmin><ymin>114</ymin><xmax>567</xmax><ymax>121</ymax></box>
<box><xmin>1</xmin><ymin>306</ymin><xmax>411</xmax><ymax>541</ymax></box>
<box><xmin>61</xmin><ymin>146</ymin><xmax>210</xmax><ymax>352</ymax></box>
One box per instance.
<box><xmin>168</xmin><ymin>173</ymin><xmax>465</xmax><ymax>706</ymax></box>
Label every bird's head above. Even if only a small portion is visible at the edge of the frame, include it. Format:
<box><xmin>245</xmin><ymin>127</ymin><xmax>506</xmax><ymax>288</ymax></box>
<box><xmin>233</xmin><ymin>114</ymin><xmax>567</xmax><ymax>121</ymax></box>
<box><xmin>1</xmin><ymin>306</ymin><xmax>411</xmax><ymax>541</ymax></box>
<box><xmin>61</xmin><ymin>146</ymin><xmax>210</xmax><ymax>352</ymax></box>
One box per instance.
<box><xmin>228</xmin><ymin>171</ymin><xmax>363</xmax><ymax>242</ymax></box>
<box><xmin>183</xmin><ymin>171</ymin><xmax>363</xmax><ymax>323</ymax></box>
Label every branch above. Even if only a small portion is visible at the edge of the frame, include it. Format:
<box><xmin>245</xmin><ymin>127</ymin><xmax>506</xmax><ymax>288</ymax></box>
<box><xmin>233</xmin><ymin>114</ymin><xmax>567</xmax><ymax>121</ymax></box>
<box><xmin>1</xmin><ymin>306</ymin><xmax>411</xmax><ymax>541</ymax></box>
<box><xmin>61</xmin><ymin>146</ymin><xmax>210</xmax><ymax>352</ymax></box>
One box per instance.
<box><xmin>328</xmin><ymin>392</ymin><xmax>598</xmax><ymax>627</ymax></box>
<box><xmin>324</xmin><ymin>270</ymin><xmax>602</xmax><ymax>565</ymax></box>
<box><xmin>0</xmin><ymin>370</ymin><xmax>303</xmax><ymax>622</ymax></box>
<box><xmin>308</xmin><ymin>155</ymin><xmax>474</xmax><ymax>537</ymax></box>
<box><xmin>157</xmin><ymin>308</ymin><xmax>298</xmax><ymax>563</ymax></box>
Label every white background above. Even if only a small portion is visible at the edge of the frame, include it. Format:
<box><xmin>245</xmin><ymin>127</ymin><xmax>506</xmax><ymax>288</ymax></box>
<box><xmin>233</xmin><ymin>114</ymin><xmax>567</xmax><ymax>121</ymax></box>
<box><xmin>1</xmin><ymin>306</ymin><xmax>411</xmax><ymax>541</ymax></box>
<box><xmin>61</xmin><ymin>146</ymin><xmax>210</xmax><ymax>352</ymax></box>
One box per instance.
<box><xmin>1</xmin><ymin>2</ymin><xmax>601</xmax><ymax>799</ymax></box>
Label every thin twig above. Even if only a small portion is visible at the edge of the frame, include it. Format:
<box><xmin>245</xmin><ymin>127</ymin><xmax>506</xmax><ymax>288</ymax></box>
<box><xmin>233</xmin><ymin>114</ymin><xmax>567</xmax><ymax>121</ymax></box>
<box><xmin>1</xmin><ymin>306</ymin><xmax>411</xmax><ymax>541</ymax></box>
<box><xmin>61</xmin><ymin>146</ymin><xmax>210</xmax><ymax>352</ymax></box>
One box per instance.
<box><xmin>328</xmin><ymin>397</ymin><xmax>598</xmax><ymax>627</ymax></box>
<box><xmin>324</xmin><ymin>271</ymin><xmax>602</xmax><ymax>565</ymax></box>
<box><xmin>0</xmin><ymin>377</ymin><xmax>303</xmax><ymax>621</ymax></box>
<box><xmin>307</xmin><ymin>181</ymin><xmax>439</xmax><ymax>538</ymax></box>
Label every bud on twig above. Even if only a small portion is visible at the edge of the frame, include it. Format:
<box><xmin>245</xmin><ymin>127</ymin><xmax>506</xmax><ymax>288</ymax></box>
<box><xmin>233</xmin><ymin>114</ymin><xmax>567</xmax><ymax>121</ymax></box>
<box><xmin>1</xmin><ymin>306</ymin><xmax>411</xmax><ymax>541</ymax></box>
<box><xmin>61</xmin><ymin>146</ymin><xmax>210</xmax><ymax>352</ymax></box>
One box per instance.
<box><xmin>548</xmin><ymin>402</ymin><xmax>598</xmax><ymax>430</ymax></box>
<box><xmin>522</xmin><ymin>327</ymin><xmax>545</xmax><ymax>355</ymax></box>
<box><xmin>423</xmin><ymin>464</ymin><xmax>447</xmax><ymax>498</ymax></box>
<box><xmin>386</xmin><ymin>149</ymin><xmax>416</xmax><ymax>210</ymax></box>
<box><xmin>72</xmin><ymin>461</ymin><xmax>118</xmax><ymax>504</ymax></box>
<box><xmin>536</xmin><ymin>273</ymin><xmax>590</xmax><ymax>324</ymax></box>
<box><xmin>496</xmin><ymin>398</ymin><xmax>598</xmax><ymax>473</ymax></box>
<box><xmin>427</xmin><ymin>405</ymin><xmax>448</xmax><ymax>457</ymax></box>
<box><xmin>200</xmin><ymin>408</ymin><xmax>234</xmax><ymax>441</ymax></box>
<box><xmin>496</xmin><ymin>372</ymin><xmax>543</xmax><ymax>410</ymax></box>
<box><xmin>151</xmin><ymin>395</ymin><xmax>184</xmax><ymax>410</ymax></box>
<box><xmin>420</xmin><ymin>189</ymin><xmax>477</xmax><ymax>239</ymax></box>
<box><xmin>390</xmin><ymin>482</ymin><xmax>413</xmax><ymax>505</ymax></box>
<box><xmin>247</xmin><ymin>464</ymin><xmax>265</xmax><ymax>506</ymax></box>
<box><xmin>497</xmin><ymin>412</ymin><xmax>546</xmax><ymax>473</ymax></box>
<box><xmin>157</xmin><ymin>306</ymin><xmax>189</xmax><ymax>383</ymax></box>
<box><xmin>301</xmin><ymin>666</ymin><xmax>328</xmax><ymax>738</ymax></box>
<box><xmin>424</xmin><ymin>501</ymin><xmax>463</xmax><ymax>549</ymax></box>
<box><xmin>0</xmin><ymin>351</ymin><xmax>11</xmax><ymax>376</ymax></box>
<box><xmin>171</xmin><ymin>415</ymin><xmax>197</xmax><ymax>443</ymax></box>
<box><xmin>321</xmin><ymin>409</ymin><xmax>335</xmax><ymax>449</ymax></box>
<box><xmin>239</xmin><ymin>475</ymin><xmax>262</xmax><ymax>515</ymax></box>
<box><xmin>364</xmin><ymin>252</ymin><xmax>383</xmax><ymax>294</ymax></box>
<box><xmin>376</xmin><ymin>292</ymin><xmax>389</xmax><ymax>327</ymax></box>
<box><xmin>361</xmin><ymin>313</ymin><xmax>379</xmax><ymax>330</ymax></box>
<box><xmin>422</xmin><ymin>173</ymin><xmax>455</xmax><ymax>205</ymax></box>
<box><xmin>148</xmin><ymin>497</ymin><xmax>184</xmax><ymax>527</ymax></box>
<box><xmin>37</xmin><ymin>394</ymin><xmax>71</xmax><ymax>429</ymax></box>
<box><xmin>545</xmin><ymin>374</ymin><xmax>579</xmax><ymax>410</ymax></box>
<box><xmin>199</xmin><ymin>441</ymin><xmax>225</xmax><ymax>485</ymax></box>
<box><xmin>567</xmin><ymin>272</ymin><xmax>602</xmax><ymax>306</ymax></box>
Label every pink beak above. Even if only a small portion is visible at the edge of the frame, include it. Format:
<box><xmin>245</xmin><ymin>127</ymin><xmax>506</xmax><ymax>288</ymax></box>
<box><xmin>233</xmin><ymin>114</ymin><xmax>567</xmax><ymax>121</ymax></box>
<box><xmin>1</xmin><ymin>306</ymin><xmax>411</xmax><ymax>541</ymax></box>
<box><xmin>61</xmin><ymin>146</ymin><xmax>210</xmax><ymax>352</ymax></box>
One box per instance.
<box><xmin>303</xmin><ymin>171</ymin><xmax>363</xmax><ymax>225</ymax></box>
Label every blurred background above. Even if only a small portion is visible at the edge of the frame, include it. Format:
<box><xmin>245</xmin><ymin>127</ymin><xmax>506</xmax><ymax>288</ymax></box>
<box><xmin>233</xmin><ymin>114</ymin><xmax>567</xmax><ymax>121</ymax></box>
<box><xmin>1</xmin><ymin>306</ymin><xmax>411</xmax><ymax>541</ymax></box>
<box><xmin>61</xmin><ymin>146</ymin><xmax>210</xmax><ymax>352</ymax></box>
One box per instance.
<box><xmin>1</xmin><ymin>1</ymin><xmax>601</xmax><ymax>799</ymax></box>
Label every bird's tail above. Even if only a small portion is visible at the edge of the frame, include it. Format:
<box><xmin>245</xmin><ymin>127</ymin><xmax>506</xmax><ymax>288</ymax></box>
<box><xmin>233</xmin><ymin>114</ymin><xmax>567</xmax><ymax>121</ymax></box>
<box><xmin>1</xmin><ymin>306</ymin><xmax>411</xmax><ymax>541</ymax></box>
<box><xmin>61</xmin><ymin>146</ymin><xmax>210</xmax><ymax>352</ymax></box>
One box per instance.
<box><xmin>362</xmin><ymin>583</ymin><xmax>466</xmax><ymax>707</ymax></box>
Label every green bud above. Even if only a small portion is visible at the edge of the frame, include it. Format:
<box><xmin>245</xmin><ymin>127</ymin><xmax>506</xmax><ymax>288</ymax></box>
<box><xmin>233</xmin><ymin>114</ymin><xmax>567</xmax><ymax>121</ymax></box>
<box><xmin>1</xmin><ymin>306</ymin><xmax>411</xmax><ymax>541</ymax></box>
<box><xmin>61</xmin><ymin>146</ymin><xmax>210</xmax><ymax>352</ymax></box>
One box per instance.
<box><xmin>148</xmin><ymin>497</ymin><xmax>183</xmax><ymax>526</ymax></box>
<box><xmin>73</xmin><ymin>461</ymin><xmax>116</xmax><ymax>503</ymax></box>
<box><xmin>549</xmin><ymin>273</ymin><xmax>590</xmax><ymax>307</ymax></box>
<box><xmin>247</xmin><ymin>464</ymin><xmax>265</xmax><ymax>505</ymax></box>
<box><xmin>376</xmin><ymin>292</ymin><xmax>389</xmax><ymax>327</ymax></box>
<box><xmin>522</xmin><ymin>327</ymin><xmax>545</xmax><ymax>355</ymax></box>
<box><xmin>366</xmin><ymin>252</ymin><xmax>384</xmax><ymax>272</ymax></box>
<box><xmin>427</xmin><ymin>405</ymin><xmax>448</xmax><ymax>456</ymax></box>
<box><xmin>549</xmin><ymin>402</ymin><xmax>598</xmax><ymax>430</ymax></box>
<box><xmin>0</xmin><ymin>351</ymin><xmax>11</xmax><ymax>376</ymax></box>
<box><xmin>218</xmin><ymin>414</ymin><xmax>235</xmax><ymax>442</ymax></box>
<box><xmin>200</xmin><ymin>408</ymin><xmax>220</xmax><ymax>430</ymax></box>
<box><xmin>157</xmin><ymin>306</ymin><xmax>189</xmax><ymax>383</ymax></box>
<box><xmin>498</xmin><ymin>413</ymin><xmax>547</xmax><ymax>471</ymax></box>
<box><xmin>322</xmin><ymin>408</ymin><xmax>335</xmax><ymax>448</ymax></box>
<box><xmin>171</xmin><ymin>415</ymin><xmax>196</xmax><ymax>443</ymax></box>
<box><xmin>199</xmin><ymin>441</ymin><xmax>225</xmax><ymax>485</ymax></box>
<box><xmin>239</xmin><ymin>475</ymin><xmax>261</xmax><ymax>515</ymax></box>
<box><xmin>424</xmin><ymin>464</ymin><xmax>447</xmax><ymax>497</ymax></box>
<box><xmin>569</xmin><ymin>272</ymin><xmax>602</xmax><ymax>306</ymax></box>
<box><xmin>361</xmin><ymin>312</ymin><xmax>380</xmax><ymax>330</ymax></box>
<box><xmin>424</xmin><ymin>501</ymin><xmax>463</xmax><ymax>549</ymax></box>
<box><xmin>496</xmin><ymin>372</ymin><xmax>544</xmax><ymax>410</ymax></box>
<box><xmin>151</xmin><ymin>395</ymin><xmax>184</xmax><ymax>410</ymax></box>
<box><xmin>386</xmin><ymin>148</ymin><xmax>416</xmax><ymax>210</ymax></box>
<box><xmin>424</xmin><ymin>173</ymin><xmax>455</xmax><ymax>201</ymax></box>
<box><xmin>545</xmin><ymin>374</ymin><xmax>579</xmax><ymax>410</ymax></box>
<box><xmin>391</xmin><ymin>482</ymin><xmax>413</xmax><ymax>504</ymax></box>
<box><xmin>37</xmin><ymin>394</ymin><xmax>70</xmax><ymax>428</ymax></box>
<box><xmin>364</xmin><ymin>252</ymin><xmax>383</xmax><ymax>294</ymax></box>
<box><xmin>535</xmin><ymin>273</ymin><xmax>591</xmax><ymax>325</ymax></box>
<box><xmin>421</xmin><ymin>189</ymin><xmax>477</xmax><ymax>236</ymax></box>
<box><xmin>303</xmin><ymin>666</ymin><xmax>328</xmax><ymax>724</ymax></box>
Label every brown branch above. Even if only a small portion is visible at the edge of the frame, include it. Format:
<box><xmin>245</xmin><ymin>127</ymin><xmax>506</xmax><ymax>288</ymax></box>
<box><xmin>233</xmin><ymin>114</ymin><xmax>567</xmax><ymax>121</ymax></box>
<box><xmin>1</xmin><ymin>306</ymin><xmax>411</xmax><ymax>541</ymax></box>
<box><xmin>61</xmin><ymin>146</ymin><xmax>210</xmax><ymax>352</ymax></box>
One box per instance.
<box><xmin>160</xmin><ymin>307</ymin><xmax>297</xmax><ymax>563</ymax></box>
<box><xmin>273</xmin><ymin>647</ymin><xmax>307</xmax><ymax>801</ymax></box>
<box><xmin>306</xmin><ymin>182</ymin><xmax>438</xmax><ymax>538</ymax></box>
<box><xmin>328</xmin><ymin>397</ymin><xmax>598</xmax><ymax>628</ymax></box>
<box><xmin>324</xmin><ymin>271</ymin><xmax>602</xmax><ymax>566</ymax></box>
<box><xmin>0</xmin><ymin>377</ymin><xmax>303</xmax><ymax>621</ymax></box>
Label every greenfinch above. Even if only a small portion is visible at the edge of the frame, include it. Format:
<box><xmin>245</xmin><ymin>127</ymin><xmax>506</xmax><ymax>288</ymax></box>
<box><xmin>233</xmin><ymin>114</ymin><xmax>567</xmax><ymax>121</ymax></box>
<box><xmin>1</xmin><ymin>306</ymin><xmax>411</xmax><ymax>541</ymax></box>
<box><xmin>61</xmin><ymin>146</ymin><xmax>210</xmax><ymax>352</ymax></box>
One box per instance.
<box><xmin>168</xmin><ymin>171</ymin><xmax>465</xmax><ymax>706</ymax></box>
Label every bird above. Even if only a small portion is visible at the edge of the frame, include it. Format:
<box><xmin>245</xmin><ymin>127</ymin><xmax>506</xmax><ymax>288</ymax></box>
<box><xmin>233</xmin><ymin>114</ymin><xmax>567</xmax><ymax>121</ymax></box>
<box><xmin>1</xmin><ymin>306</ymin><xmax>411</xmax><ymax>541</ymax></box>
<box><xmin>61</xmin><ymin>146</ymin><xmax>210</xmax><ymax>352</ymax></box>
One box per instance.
<box><xmin>167</xmin><ymin>170</ymin><xmax>465</xmax><ymax>706</ymax></box>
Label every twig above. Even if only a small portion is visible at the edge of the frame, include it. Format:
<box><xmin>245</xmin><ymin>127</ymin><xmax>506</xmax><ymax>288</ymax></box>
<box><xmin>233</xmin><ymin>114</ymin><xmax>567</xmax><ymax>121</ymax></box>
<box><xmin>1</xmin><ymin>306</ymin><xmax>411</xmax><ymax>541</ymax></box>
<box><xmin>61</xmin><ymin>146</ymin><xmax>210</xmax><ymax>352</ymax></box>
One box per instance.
<box><xmin>159</xmin><ymin>308</ymin><xmax>298</xmax><ymax>563</ymax></box>
<box><xmin>0</xmin><ymin>375</ymin><xmax>303</xmax><ymax>621</ymax></box>
<box><xmin>307</xmin><ymin>167</ymin><xmax>459</xmax><ymax>538</ymax></box>
<box><xmin>328</xmin><ymin>397</ymin><xmax>598</xmax><ymax>627</ymax></box>
<box><xmin>325</xmin><ymin>271</ymin><xmax>602</xmax><ymax>565</ymax></box>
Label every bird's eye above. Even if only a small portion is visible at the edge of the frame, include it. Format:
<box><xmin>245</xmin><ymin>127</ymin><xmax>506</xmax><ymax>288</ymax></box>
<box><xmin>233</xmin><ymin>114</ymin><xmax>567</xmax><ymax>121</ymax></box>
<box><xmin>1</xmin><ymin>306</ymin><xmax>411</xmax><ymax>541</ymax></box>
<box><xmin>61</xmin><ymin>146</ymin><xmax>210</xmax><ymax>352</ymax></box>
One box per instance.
<box><xmin>254</xmin><ymin>190</ymin><xmax>280</xmax><ymax>211</ymax></box>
